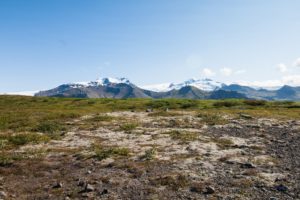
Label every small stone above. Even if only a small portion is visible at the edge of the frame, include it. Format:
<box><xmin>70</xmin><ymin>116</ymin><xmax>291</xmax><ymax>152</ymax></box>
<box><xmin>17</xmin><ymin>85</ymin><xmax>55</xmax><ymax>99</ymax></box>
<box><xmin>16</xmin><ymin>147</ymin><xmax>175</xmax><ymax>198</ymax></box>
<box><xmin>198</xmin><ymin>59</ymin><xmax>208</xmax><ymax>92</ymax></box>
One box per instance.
<box><xmin>203</xmin><ymin>186</ymin><xmax>215</xmax><ymax>194</ymax></box>
<box><xmin>100</xmin><ymin>189</ymin><xmax>108</xmax><ymax>195</ymax></box>
<box><xmin>240</xmin><ymin>114</ymin><xmax>253</xmax><ymax>119</ymax></box>
<box><xmin>0</xmin><ymin>191</ymin><xmax>7</xmax><ymax>198</ymax></box>
<box><xmin>87</xmin><ymin>170</ymin><xmax>92</xmax><ymax>174</ymax></box>
<box><xmin>77</xmin><ymin>179</ymin><xmax>85</xmax><ymax>187</ymax></box>
<box><xmin>85</xmin><ymin>184</ymin><xmax>94</xmax><ymax>192</ymax></box>
<box><xmin>240</xmin><ymin>163</ymin><xmax>256</xmax><ymax>169</ymax></box>
<box><xmin>275</xmin><ymin>184</ymin><xmax>288</xmax><ymax>192</ymax></box>
<box><xmin>52</xmin><ymin>182</ymin><xmax>63</xmax><ymax>189</ymax></box>
<box><xmin>270</xmin><ymin>197</ymin><xmax>278</xmax><ymax>200</ymax></box>
<box><xmin>146</xmin><ymin>108</ymin><xmax>153</xmax><ymax>113</ymax></box>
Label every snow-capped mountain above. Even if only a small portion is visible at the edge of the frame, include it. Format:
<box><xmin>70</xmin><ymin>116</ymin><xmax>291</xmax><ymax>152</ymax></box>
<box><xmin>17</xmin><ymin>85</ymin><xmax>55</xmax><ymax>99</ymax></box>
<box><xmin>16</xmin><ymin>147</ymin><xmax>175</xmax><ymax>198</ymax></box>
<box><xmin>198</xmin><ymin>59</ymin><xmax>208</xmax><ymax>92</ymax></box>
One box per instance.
<box><xmin>141</xmin><ymin>78</ymin><xmax>224</xmax><ymax>92</ymax></box>
<box><xmin>67</xmin><ymin>77</ymin><xmax>132</xmax><ymax>88</ymax></box>
<box><xmin>4</xmin><ymin>76</ymin><xmax>299</xmax><ymax>101</ymax></box>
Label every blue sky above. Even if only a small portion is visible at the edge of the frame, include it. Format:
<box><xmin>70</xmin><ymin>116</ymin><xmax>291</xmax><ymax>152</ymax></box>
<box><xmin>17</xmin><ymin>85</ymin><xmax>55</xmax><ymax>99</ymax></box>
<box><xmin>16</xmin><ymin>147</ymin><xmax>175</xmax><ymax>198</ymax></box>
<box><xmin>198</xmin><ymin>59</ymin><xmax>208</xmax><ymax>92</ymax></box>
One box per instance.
<box><xmin>1</xmin><ymin>0</ymin><xmax>300</xmax><ymax>92</ymax></box>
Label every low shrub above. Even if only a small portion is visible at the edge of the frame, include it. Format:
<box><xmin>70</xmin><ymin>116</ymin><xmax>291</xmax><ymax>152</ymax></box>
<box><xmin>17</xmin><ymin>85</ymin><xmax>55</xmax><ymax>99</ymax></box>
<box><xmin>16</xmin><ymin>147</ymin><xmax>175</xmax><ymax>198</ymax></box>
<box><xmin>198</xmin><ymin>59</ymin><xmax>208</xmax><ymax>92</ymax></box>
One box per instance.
<box><xmin>5</xmin><ymin>133</ymin><xmax>50</xmax><ymax>146</ymax></box>
<box><xmin>162</xmin><ymin>130</ymin><xmax>198</xmax><ymax>142</ymax></box>
<box><xmin>197</xmin><ymin>113</ymin><xmax>228</xmax><ymax>125</ymax></box>
<box><xmin>244</xmin><ymin>100</ymin><xmax>267</xmax><ymax>106</ymax></box>
<box><xmin>34</xmin><ymin>121</ymin><xmax>66</xmax><ymax>134</ymax></box>
<box><xmin>119</xmin><ymin>123</ymin><xmax>138</xmax><ymax>133</ymax></box>
<box><xmin>93</xmin><ymin>146</ymin><xmax>130</xmax><ymax>161</ymax></box>
<box><xmin>213</xmin><ymin>100</ymin><xmax>240</xmax><ymax>107</ymax></box>
<box><xmin>140</xmin><ymin>148</ymin><xmax>156</xmax><ymax>161</ymax></box>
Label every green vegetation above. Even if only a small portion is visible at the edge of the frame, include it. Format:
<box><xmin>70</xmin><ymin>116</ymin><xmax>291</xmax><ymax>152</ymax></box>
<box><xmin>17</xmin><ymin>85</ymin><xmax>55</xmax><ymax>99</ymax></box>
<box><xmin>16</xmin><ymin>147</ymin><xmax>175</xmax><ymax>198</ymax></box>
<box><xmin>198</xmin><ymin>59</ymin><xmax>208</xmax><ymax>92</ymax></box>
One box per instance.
<box><xmin>119</xmin><ymin>123</ymin><xmax>138</xmax><ymax>133</ymax></box>
<box><xmin>0</xmin><ymin>95</ymin><xmax>299</xmax><ymax>135</ymax></box>
<box><xmin>148</xmin><ymin>111</ymin><xmax>183</xmax><ymax>117</ymax></box>
<box><xmin>33</xmin><ymin>121</ymin><xmax>66</xmax><ymax>139</ymax></box>
<box><xmin>212</xmin><ymin>138</ymin><xmax>234</xmax><ymax>149</ymax></box>
<box><xmin>213</xmin><ymin>100</ymin><xmax>241</xmax><ymax>107</ymax></box>
<box><xmin>78</xmin><ymin>114</ymin><xmax>116</xmax><ymax>130</ymax></box>
<box><xmin>0</xmin><ymin>133</ymin><xmax>50</xmax><ymax>148</ymax></box>
<box><xmin>140</xmin><ymin>148</ymin><xmax>156</xmax><ymax>160</ymax></box>
<box><xmin>197</xmin><ymin>112</ymin><xmax>228</xmax><ymax>125</ymax></box>
<box><xmin>150</xmin><ymin>174</ymin><xmax>189</xmax><ymax>190</ymax></box>
<box><xmin>163</xmin><ymin>130</ymin><xmax>198</xmax><ymax>142</ymax></box>
<box><xmin>87</xmin><ymin>114</ymin><xmax>114</xmax><ymax>122</ymax></box>
<box><xmin>0</xmin><ymin>148</ymin><xmax>46</xmax><ymax>166</ymax></box>
<box><xmin>93</xmin><ymin>145</ymin><xmax>130</xmax><ymax>161</ymax></box>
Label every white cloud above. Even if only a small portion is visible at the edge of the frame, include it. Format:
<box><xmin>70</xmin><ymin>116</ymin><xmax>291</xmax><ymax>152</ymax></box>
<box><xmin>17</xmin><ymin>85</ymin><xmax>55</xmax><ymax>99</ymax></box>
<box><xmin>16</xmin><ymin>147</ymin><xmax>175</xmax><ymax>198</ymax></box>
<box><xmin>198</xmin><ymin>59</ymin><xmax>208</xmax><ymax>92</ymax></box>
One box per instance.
<box><xmin>282</xmin><ymin>75</ymin><xmax>300</xmax><ymax>85</ymax></box>
<box><xmin>202</xmin><ymin>68</ymin><xmax>215</xmax><ymax>77</ymax></box>
<box><xmin>220</xmin><ymin>67</ymin><xmax>233</xmax><ymax>76</ymax></box>
<box><xmin>220</xmin><ymin>68</ymin><xmax>246</xmax><ymax>76</ymax></box>
<box><xmin>235</xmin><ymin>69</ymin><xmax>246</xmax><ymax>75</ymax></box>
<box><xmin>234</xmin><ymin>74</ymin><xmax>300</xmax><ymax>89</ymax></box>
<box><xmin>293</xmin><ymin>58</ymin><xmax>300</xmax><ymax>67</ymax></box>
<box><xmin>277</xmin><ymin>63</ymin><xmax>288</xmax><ymax>73</ymax></box>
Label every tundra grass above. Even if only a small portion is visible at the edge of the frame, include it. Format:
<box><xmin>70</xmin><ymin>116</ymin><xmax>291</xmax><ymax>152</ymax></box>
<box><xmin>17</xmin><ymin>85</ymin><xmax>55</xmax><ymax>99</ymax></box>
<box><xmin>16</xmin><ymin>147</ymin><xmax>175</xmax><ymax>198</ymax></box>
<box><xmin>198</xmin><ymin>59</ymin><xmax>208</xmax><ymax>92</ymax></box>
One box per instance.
<box><xmin>0</xmin><ymin>96</ymin><xmax>299</xmax><ymax>134</ymax></box>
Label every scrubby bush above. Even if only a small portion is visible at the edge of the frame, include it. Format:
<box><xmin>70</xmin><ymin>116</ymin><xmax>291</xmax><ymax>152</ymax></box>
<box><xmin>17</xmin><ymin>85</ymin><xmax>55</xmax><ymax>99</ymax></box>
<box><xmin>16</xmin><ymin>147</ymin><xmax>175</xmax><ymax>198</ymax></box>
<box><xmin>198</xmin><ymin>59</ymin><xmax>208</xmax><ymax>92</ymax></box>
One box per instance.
<box><xmin>94</xmin><ymin>146</ymin><xmax>130</xmax><ymax>161</ymax></box>
<box><xmin>140</xmin><ymin>148</ymin><xmax>156</xmax><ymax>161</ymax></box>
<box><xmin>213</xmin><ymin>100</ymin><xmax>240</xmax><ymax>107</ymax></box>
<box><xmin>197</xmin><ymin>113</ymin><xmax>228</xmax><ymax>125</ymax></box>
<box><xmin>162</xmin><ymin>130</ymin><xmax>198</xmax><ymax>142</ymax></box>
<box><xmin>34</xmin><ymin>121</ymin><xmax>66</xmax><ymax>134</ymax></box>
<box><xmin>0</xmin><ymin>133</ymin><xmax>50</xmax><ymax>146</ymax></box>
<box><xmin>243</xmin><ymin>100</ymin><xmax>267</xmax><ymax>106</ymax></box>
<box><xmin>119</xmin><ymin>123</ymin><xmax>138</xmax><ymax>133</ymax></box>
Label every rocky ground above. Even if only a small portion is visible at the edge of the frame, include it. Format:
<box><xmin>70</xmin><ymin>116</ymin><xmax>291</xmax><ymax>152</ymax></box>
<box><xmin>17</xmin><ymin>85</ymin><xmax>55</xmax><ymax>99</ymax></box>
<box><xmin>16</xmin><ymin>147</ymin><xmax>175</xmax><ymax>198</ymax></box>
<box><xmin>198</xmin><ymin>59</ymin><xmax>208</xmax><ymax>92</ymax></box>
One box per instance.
<box><xmin>0</xmin><ymin>110</ymin><xmax>299</xmax><ymax>200</ymax></box>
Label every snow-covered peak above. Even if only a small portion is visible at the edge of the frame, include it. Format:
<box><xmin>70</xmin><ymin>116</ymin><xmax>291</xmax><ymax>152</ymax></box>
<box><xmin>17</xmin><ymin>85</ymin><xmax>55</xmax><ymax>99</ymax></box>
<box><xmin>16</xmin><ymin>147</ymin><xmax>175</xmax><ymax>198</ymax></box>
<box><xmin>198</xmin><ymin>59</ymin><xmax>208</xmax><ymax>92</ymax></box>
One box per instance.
<box><xmin>95</xmin><ymin>77</ymin><xmax>131</xmax><ymax>85</ymax></box>
<box><xmin>67</xmin><ymin>77</ymin><xmax>132</xmax><ymax>88</ymax></box>
<box><xmin>141</xmin><ymin>78</ymin><xmax>224</xmax><ymax>92</ymax></box>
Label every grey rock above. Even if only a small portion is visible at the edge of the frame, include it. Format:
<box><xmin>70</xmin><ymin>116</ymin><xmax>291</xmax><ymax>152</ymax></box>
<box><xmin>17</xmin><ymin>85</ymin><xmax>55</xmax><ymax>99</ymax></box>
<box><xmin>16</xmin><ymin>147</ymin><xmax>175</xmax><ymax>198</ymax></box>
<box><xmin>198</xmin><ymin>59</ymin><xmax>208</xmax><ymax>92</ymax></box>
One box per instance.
<box><xmin>0</xmin><ymin>191</ymin><xmax>7</xmax><ymax>198</ymax></box>
<box><xmin>52</xmin><ymin>182</ymin><xmax>63</xmax><ymax>189</ymax></box>
<box><xmin>85</xmin><ymin>184</ymin><xmax>94</xmax><ymax>192</ymax></box>
<box><xmin>203</xmin><ymin>186</ymin><xmax>215</xmax><ymax>194</ymax></box>
<box><xmin>275</xmin><ymin>184</ymin><xmax>288</xmax><ymax>192</ymax></box>
<box><xmin>240</xmin><ymin>162</ymin><xmax>256</xmax><ymax>169</ymax></box>
<box><xmin>240</xmin><ymin>114</ymin><xmax>253</xmax><ymax>119</ymax></box>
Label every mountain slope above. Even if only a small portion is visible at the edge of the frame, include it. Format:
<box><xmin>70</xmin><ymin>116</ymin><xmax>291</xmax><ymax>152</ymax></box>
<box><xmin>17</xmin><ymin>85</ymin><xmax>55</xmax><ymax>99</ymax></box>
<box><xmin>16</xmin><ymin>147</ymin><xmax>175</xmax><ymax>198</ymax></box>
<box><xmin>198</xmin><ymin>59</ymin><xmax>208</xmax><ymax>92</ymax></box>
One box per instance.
<box><xmin>35</xmin><ymin>78</ymin><xmax>152</xmax><ymax>99</ymax></box>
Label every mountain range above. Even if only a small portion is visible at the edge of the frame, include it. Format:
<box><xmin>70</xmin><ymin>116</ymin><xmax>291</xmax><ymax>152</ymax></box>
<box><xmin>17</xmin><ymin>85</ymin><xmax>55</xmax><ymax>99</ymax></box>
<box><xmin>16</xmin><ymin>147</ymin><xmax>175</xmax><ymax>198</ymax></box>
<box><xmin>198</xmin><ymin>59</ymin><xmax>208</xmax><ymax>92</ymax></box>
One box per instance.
<box><xmin>33</xmin><ymin>77</ymin><xmax>300</xmax><ymax>101</ymax></box>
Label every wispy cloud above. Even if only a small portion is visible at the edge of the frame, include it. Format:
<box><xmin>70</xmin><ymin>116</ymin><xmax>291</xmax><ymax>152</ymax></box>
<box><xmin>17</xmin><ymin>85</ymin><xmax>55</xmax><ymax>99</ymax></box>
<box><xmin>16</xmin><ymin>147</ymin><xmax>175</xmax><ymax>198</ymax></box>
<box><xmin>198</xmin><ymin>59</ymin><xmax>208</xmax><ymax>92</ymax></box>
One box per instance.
<box><xmin>220</xmin><ymin>67</ymin><xmax>233</xmax><ymax>76</ymax></box>
<box><xmin>293</xmin><ymin>58</ymin><xmax>300</xmax><ymax>67</ymax></box>
<box><xmin>220</xmin><ymin>67</ymin><xmax>246</xmax><ymax>76</ymax></box>
<box><xmin>277</xmin><ymin>63</ymin><xmax>288</xmax><ymax>73</ymax></box>
<box><xmin>202</xmin><ymin>68</ymin><xmax>215</xmax><ymax>77</ymax></box>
